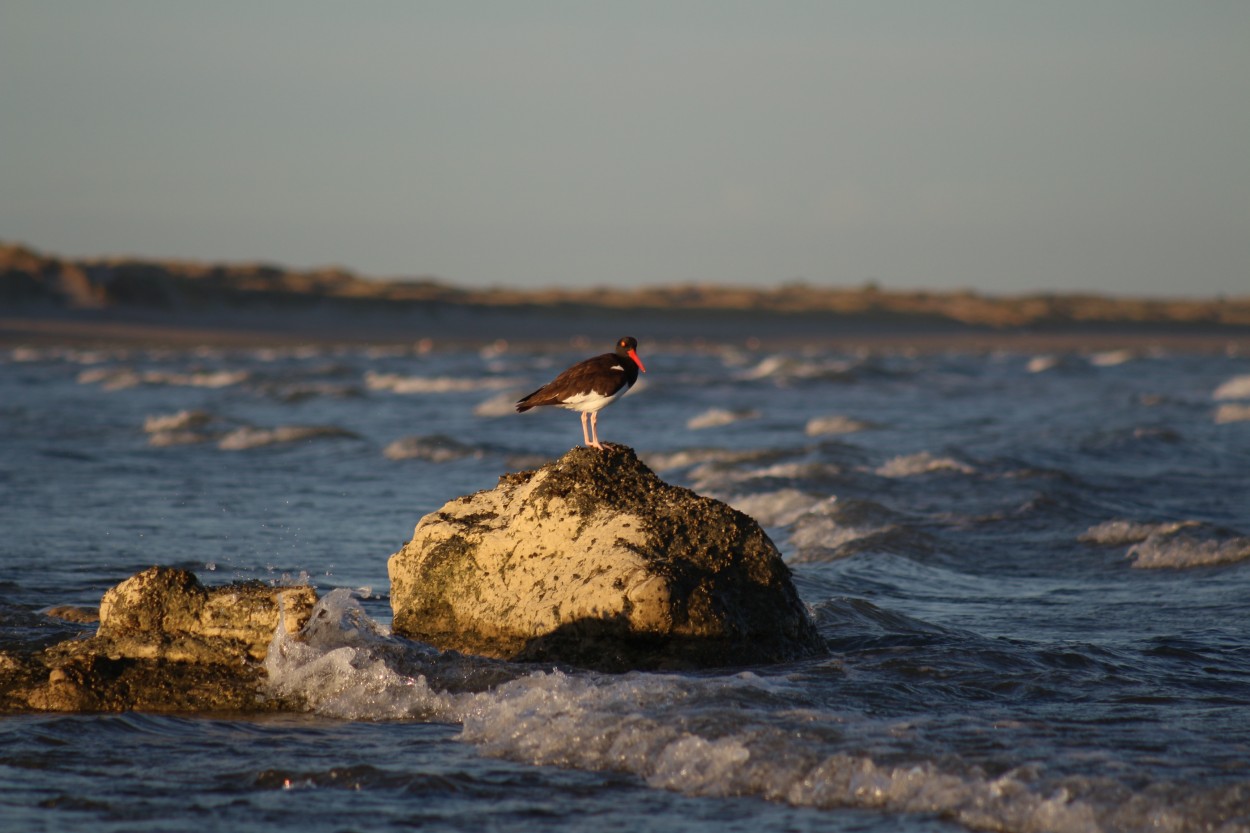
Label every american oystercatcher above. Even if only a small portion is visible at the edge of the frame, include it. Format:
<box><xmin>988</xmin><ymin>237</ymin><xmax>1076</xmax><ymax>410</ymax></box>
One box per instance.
<box><xmin>515</xmin><ymin>336</ymin><xmax>646</xmax><ymax>449</ymax></box>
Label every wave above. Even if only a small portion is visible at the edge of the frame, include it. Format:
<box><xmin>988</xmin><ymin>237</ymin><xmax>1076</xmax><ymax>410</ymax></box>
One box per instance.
<box><xmin>686</xmin><ymin>408</ymin><xmax>759</xmax><ymax>430</ymax></box>
<box><xmin>383</xmin><ymin>435</ymin><xmax>483</xmax><ymax>463</ymax></box>
<box><xmin>1215</xmin><ymin>403</ymin><xmax>1250</xmax><ymax>424</ymax></box>
<box><xmin>690</xmin><ymin>459</ymin><xmax>843</xmax><ymax>494</ymax></box>
<box><xmin>218</xmin><ymin>425</ymin><xmax>359</xmax><ymax>451</ymax></box>
<box><xmin>143</xmin><ymin>409</ymin><xmax>218</xmax><ymax>447</ymax></box>
<box><xmin>78</xmin><ymin>367</ymin><xmax>249</xmax><ymax>390</ymax></box>
<box><xmin>642</xmin><ymin>447</ymin><xmax>786</xmax><ymax>474</ymax></box>
<box><xmin>1079</xmin><ymin>520</ymin><xmax>1199</xmax><ymax>547</ymax></box>
<box><xmin>473</xmin><ymin>390</ymin><xmax>525</xmax><ymax>418</ymax></box>
<box><xmin>1128</xmin><ymin>532</ymin><xmax>1250</xmax><ymax>569</ymax></box>
<box><xmin>1081</xmin><ymin>520</ymin><xmax>1250</xmax><ymax>569</ymax></box>
<box><xmin>1026</xmin><ymin>355</ymin><xmax>1061</xmax><ymax>373</ymax></box>
<box><xmin>1213</xmin><ymin>374</ymin><xmax>1250</xmax><ymax>401</ymax></box>
<box><xmin>1087</xmin><ymin>349</ymin><xmax>1137</xmax><ymax>367</ymax></box>
<box><xmin>264</xmin><ymin>591</ymin><xmax>1245</xmax><ymax>833</ymax></box>
<box><xmin>805</xmin><ymin>414</ymin><xmax>875</xmax><ymax>436</ymax></box>
<box><xmin>141</xmin><ymin>409</ymin><xmax>358</xmax><ymax>451</ymax></box>
<box><xmin>365</xmin><ymin>371</ymin><xmax>513</xmax><ymax>394</ymax></box>
<box><xmin>735</xmin><ymin>354</ymin><xmax>858</xmax><ymax>383</ymax></box>
<box><xmin>875</xmin><ymin>451</ymin><xmax>975</xmax><ymax>478</ymax></box>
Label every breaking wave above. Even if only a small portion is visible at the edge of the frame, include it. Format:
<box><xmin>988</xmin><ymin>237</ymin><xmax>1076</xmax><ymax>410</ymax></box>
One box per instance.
<box><xmin>686</xmin><ymin>408</ymin><xmax>759</xmax><ymax>430</ymax></box>
<box><xmin>805</xmin><ymin>415</ymin><xmax>875</xmax><ymax>436</ymax></box>
<box><xmin>1215</xmin><ymin>403</ymin><xmax>1250</xmax><ymax>424</ymax></box>
<box><xmin>1213</xmin><ymin>374</ymin><xmax>1250</xmax><ymax>401</ymax></box>
<box><xmin>365</xmin><ymin>371</ymin><xmax>513</xmax><ymax>394</ymax></box>
<box><xmin>875</xmin><ymin>451</ymin><xmax>975</xmax><ymax>478</ymax></box>
<box><xmin>383</xmin><ymin>435</ymin><xmax>483</xmax><ymax>462</ymax></box>
<box><xmin>264</xmin><ymin>592</ymin><xmax>1248</xmax><ymax>833</ymax></box>
<box><xmin>1081</xmin><ymin>520</ymin><xmax>1250</xmax><ymax>569</ymax></box>
<box><xmin>79</xmin><ymin>367</ymin><xmax>250</xmax><ymax>390</ymax></box>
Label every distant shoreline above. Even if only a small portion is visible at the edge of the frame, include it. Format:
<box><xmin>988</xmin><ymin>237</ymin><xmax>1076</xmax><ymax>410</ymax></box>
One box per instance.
<box><xmin>3</xmin><ymin>309</ymin><xmax>1246</xmax><ymax>354</ymax></box>
<box><xmin>3</xmin><ymin>240</ymin><xmax>1248</xmax><ymax>351</ymax></box>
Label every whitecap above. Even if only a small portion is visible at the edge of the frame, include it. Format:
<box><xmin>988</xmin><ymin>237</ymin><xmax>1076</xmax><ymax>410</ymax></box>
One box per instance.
<box><xmin>804</xmin><ymin>415</ymin><xmax>874</xmax><ymax>436</ymax></box>
<box><xmin>143</xmin><ymin>410</ymin><xmax>214</xmax><ymax>433</ymax></box>
<box><xmin>1128</xmin><ymin>532</ymin><xmax>1250</xmax><ymax>569</ymax></box>
<box><xmin>875</xmin><ymin>451</ymin><xmax>975</xmax><ymax>478</ymax></box>
<box><xmin>642</xmin><ymin>448</ymin><xmax>782</xmax><ymax>474</ymax></box>
<box><xmin>737</xmin><ymin>354</ymin><xmax>855</xmax><ymax>383</ymax></box>
<box><xmin>217</xmin><ymin>425</ymin><xmax>358</xmax><ymax>451</ymax></box>
<box><xmin>686</xmin><ymin>407</ymin><xmax>759</xmax><ymax>430</ymax></box>
<box><xmin>474</xmin><ymin>390</ymin><xmax>525</xmax><ymax>418</ymax></box>
<box><xmin>262</xmin><ymin>590</ymin><xmax>1238</xmax><ymax>833</ymax></box>
<box><xmin>384</xmin><ymin>435</ymin><xmax>481</xmax><ymax>462</ymax></box>
<box><xmin>1088</xmin><ymin>349</ymin><xmax>1136</xmax><ymax>367</ymax></box>
<box><xmin>1214</xmin><ymin>403</ymin><xmax>1250</xmax><ymax>424</ymax></box>
<box><xmin>689</xmin><ymin>460</ymin><xmax>841</xmax><ymax>494</ymax></box>
<box><xmin>78</xmin><ymin>367</ymin><xmax>249</xmax><ymax>390</ymax></box>
<box><xmin>721</xmin><ymin>489</ymin><xmax>822</xmax><ymax>528</ymax></box>
<box><xmin>1026</xmin><ymin>355</ymin><xmax>1060</xmax><ymax>373</ymax></box>
<box><xmin>1212</xmin><ymin>374</ymin><xmax>1250</xmax><ymax>400</ymax></box>
<box><xmin>1079</xmin><ymin>519</ymin><xmax>1198</xmax><ymax>547</ymax></box>
<box><xmin>365</xmin><ymin>371</ymin><xmax>513</xmax><ymax>394</ymax></box>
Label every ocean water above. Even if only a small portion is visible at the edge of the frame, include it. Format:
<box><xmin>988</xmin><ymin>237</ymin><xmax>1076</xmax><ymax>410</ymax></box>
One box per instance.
<box><xmin>2</xmin><ymin>333</ymin><xmax>1249</xmax><ymax>833</ymax></box>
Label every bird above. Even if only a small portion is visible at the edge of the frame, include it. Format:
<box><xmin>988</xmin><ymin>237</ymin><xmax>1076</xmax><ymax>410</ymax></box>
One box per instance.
<box><xmin>515</xmin><ymin>336</ymin><xmax>646</xmax><ymax>450</ymax></box>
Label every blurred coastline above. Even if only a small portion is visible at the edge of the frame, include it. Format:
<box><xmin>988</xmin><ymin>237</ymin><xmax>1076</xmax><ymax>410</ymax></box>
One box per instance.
<box><xmin>4</xmin><ymin>241</ymin><xmax>1248</xmax><ymax>350</ymax></box>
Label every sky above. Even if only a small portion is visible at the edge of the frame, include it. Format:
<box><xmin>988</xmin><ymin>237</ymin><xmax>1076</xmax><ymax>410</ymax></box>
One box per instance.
<box><xmin>2</xmin><ymin>2</ymin><xmax>1247</xmax><ymax>297</ymax></box>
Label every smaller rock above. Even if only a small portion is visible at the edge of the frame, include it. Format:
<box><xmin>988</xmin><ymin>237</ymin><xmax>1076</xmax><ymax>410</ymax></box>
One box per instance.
<box><xmin>1</xmin><ymin>567</ymin><xmax>318</xmax><ymax>714</ymax></box>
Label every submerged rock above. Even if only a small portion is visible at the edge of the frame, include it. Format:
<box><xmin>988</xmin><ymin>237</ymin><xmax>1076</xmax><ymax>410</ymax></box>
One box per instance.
<box><xmin>1</xmin><ymin>567</ymin><xmax>317</xmax><ymax>714</ymax></box>
<box><xmin>388</xmin><ymin>444</ymin><xmax>825</xmax><ymax>671</ymax></box>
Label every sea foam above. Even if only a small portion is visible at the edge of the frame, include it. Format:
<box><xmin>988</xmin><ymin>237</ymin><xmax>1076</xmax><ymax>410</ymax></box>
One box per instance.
<box><xmin>1081</xmin><ymin>520</ymin><xmax>1250</xmax><ymax>569</ymax></box>
<box><xmin>1213</xmin><ymin>374</ymin><xmax>1250</xmax><ymax>401</ymax></box>
<box><xmin>365</xmin><ymin>371</ymin><xmax>512</xmax><ymax>394</ymax></box>
<box><xmin>261</xmin><ymin>595</ymin><xmax>1225</xmax><ymax>833</ymax></box>
<box><xmin>875</xmin><ymin>451</ymin><xmax>975</xmax><ymax>478</ymax></box>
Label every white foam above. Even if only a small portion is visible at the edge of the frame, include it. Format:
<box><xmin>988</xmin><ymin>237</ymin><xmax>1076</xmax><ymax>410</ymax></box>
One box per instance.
<box><xmin>265</xmin><ymin>590</ymin><xmax>453</xmax><ymax>720</ymax></box>
<box><xmin>1081</xmin><ymin>520</ymin><xmax>1250</xmax><ymax>569</ymax></box>
<box><xmin>1026</xmin><ymin>355</ymin><xmax>1060</xmax><ymax>373</ymax></box>
<box><xmin>383</xmin><ymin>435</ymin><xmax>481</xmax><ymax>462</ymax></box>
<box><xmin>642</xmin><ymin>448</ymin><xmax>777</xmax><ymax>473</ymax></box>
<box><xmin>1214</xmin><ymin>403</ymin><xmax>1250</xmax><ymax>424</ymax></box>
<box><xmin>805</xmin><ymin>415</ymin><xmax>873</xmax><ymax>436</ymax></box>
<box><xmin>1128</xmin><ymin>533</ymin><xmax>1250</xmax><ymax>569</ymax></box>
<box><xmin>1079</xmin><ymin>520</ymin><xmax>1198</xmax><ymax>547</ymax></box>
<box><xmin>77</xmin><ymin>367</ymin><xmax>249</xmax><ymax>390</ymax></box>
<box><xmin>1213</xmin><ymin>374</ymin><xmax>1250</xmax><ymax>401</ymax></box>
<box><xmin>1088</xmin><ymin>349</ymin><xmax>1136</xmax><ymax>367</ymax></box>
<box><xmin>473</xmin><ymin>390</ymin><xmax>525</xmax><ymax>418</ymax></box>
<box><xmin>143</xmin><ymin>410</ymin><xmax>213</xmax><ymax>433</ymax></box>
<box><xmin>262</xmin><ymin>593</ymin><xmax>1237</xmax><ymax>833</ymax></box>
<box><xmin>690</xmin><ymin>460</ymin><xmax>842</xmax><ymax>494</ymax></box>
<box><xmin>217</xmin><ymin>425</ymin><xmax>356</xmax><ymax>451</ymax></box>
<box><xmin>686</xmin><ymin>408</ymin><xmax>759</xmax><ymax>430</ymax></box>
<box><xmin>876</xmin><ymin>452</ymin><xmax>975</xmax><ymax>478</ymax></box>
<box><xmin>737</xmin><ymin>354</ymin><xmax>856</xmax><ymax>382</ymax></box>
<box><xmin>722</xmin><ymin>489</ymin><xmax>822</xmax><ymax>528</ymax></box>
<box><xmin>365</xmin><ymin>371</ymin><xmax>512</xmax><ymax>394</ymax></box>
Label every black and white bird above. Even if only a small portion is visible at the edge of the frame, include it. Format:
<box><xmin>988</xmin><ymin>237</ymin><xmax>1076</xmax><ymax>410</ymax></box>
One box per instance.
<box><xmin>515</xmin><ymin>336</ymin><xmax>646</xmax><ymax>449</ymax></box>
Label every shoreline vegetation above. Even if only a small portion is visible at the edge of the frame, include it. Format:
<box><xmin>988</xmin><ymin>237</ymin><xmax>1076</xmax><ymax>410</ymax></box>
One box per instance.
<box><xmin>3</xmin><ymin>241</ymin><xmax>1248</xmax><ymax>349</ymax></box>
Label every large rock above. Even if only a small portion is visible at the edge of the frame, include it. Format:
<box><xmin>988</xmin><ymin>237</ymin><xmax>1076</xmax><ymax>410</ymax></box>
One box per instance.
<box><xmin>1</xmin><ymin>567</ymin><xmax>317</xmax><ymax>713</ymax></box>
<box><xmin>388</xmin><ymin>444</ymin><xmax>825</xmax><ymax>671</ymax></box>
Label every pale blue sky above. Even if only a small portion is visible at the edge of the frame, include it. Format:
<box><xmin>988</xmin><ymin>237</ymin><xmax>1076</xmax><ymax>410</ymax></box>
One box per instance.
<box><xmin>2</xmin><ymin>2</ymin><xmax>1247</xmax><ymax>296</ymax></box>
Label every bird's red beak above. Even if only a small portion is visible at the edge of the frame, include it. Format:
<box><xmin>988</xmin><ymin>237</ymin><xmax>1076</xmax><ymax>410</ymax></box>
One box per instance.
<box><xmin>629</xmin><ymin>349</ymin><xmax>646</xmax><ymax>373</ymax></box>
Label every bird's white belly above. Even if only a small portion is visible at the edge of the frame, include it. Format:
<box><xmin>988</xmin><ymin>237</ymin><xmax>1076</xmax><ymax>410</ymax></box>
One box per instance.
<box><xmin>556</xmin><ymin>387</ymin><xmax>625</xmax><ymax>413</ymax></box>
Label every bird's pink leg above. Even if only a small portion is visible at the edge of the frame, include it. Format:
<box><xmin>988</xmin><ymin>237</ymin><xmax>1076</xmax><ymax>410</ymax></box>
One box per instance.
<box><xmin>580</xmin><ymin>411</ymin><xmax>594</xmax><ymax>447</ymax></box>
<box><xmin>589</xmin><ymin>411</ymin><xmax>604</xmax><ymax>449</ymax></box>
